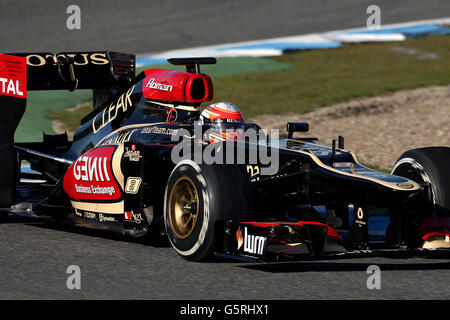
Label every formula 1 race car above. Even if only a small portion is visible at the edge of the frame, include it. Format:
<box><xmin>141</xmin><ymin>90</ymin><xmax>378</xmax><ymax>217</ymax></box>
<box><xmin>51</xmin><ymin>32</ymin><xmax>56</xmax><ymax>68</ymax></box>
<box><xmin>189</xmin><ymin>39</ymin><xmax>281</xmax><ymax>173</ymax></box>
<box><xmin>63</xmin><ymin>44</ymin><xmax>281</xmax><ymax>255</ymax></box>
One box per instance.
<box><xmin>0</xmin><ymin>51</ymin><xmax>449</xmax><ymax>261</ymax></box>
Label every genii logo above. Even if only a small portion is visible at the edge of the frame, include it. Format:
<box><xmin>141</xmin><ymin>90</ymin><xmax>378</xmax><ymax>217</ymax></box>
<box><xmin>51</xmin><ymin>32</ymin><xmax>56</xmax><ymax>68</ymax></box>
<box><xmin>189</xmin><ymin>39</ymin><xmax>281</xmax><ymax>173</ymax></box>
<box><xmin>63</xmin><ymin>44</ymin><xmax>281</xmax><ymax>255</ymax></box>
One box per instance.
<box><xmin>63</xmin><ymin>146</ymin><xmax>122</xmax><ymax>201</ymax></box>
<box><xmin>73</xmin><ymin>156</ymin><xmax>110</xmax><ymax>182</ymax></box>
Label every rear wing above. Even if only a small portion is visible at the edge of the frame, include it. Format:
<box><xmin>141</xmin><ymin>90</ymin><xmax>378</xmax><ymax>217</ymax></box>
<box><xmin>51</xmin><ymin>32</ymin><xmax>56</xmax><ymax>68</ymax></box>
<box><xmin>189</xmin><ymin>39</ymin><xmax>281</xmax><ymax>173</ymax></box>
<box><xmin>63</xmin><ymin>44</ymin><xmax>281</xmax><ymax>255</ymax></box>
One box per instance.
<box><xmin>0</xmin><ymin>51</ymin><xmax>135</xmax><ymax>141</ymax></box>
<box><xmin>7</xmin><ymin>51</ymin><xmax>135</xmax><ymax>90</ymax></box>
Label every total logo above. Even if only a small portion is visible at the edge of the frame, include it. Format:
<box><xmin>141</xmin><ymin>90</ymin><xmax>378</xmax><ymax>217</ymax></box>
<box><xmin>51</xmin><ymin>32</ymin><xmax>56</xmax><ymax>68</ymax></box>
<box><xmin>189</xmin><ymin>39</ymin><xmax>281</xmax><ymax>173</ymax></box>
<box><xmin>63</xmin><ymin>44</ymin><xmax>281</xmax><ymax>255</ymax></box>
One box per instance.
<box><xmin>0</xmin><ymin>54</ymin><xmax>27</xmax><ymax>99</ymax></box>
<box><xmin>236</xmin><ymin>227</ymin><xmax>267</xmax><ymax>256</ymax></box>
<box><xmin>0</xmin><ymin>77</ymin><xmax>24</xmax><ymax>97</ymax></box>
<box><xmin>73</xmin><ymin>156</ymin><xmax>111</xmax><ymax>182</ymax></box>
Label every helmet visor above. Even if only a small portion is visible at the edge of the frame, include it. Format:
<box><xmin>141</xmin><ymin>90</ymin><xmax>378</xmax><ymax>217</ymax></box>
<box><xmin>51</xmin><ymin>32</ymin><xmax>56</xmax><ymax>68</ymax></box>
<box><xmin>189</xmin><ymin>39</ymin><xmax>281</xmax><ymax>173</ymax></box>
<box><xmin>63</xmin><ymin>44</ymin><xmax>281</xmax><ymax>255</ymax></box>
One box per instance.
<box><xmin>209</xmin><ymin>119</ymin><xmax>245</xmax><ymax>141</ymax></box>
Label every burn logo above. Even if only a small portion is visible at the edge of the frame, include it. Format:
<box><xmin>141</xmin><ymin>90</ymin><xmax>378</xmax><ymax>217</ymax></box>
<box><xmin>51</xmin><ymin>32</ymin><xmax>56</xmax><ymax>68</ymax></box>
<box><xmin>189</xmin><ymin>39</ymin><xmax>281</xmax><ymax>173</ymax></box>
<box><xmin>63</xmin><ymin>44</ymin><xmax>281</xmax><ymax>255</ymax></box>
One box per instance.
<box><xmin>236</xmin><ymin>227</ymin><xmax>267</xmax><ymax>256</ymax></box>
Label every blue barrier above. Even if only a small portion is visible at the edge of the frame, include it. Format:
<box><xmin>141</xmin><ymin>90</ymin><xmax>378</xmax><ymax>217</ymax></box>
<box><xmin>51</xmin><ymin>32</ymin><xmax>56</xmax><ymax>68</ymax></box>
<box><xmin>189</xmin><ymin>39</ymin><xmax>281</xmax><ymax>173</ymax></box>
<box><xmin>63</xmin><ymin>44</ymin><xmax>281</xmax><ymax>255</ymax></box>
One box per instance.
<box><xmin>217</xmin><ymin>41</ymin><xmax>342</xmax><ymax>52</ymax></box>
<box><xmin>136</xmin><ymin>22</ymin><xmax>450</xmax><ymax>67</ymax></box>
<box><xmin>347</xmin><ymin>24</ymin><xmax>450</xmax><ymax>37</ymax></box>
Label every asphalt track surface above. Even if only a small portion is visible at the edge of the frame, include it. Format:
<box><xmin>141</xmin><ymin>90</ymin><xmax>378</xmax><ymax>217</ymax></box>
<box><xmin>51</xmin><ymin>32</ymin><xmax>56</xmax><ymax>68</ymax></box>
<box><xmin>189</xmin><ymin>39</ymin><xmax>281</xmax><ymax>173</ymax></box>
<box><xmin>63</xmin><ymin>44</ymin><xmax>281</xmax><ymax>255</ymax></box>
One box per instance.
<box><xmin>1</xmin><ymin>0</ymin><xmax>450</xmax><ymax>300</ymax></box>
<box><xmin>1</xmin><ymin>0</ymin><xmax>450</xmax><ymax>53</ymax></box>
<box><xmin>2</xmin><ymin>215</ymin><xmax>450</xmax><ymax>300</ymax></box>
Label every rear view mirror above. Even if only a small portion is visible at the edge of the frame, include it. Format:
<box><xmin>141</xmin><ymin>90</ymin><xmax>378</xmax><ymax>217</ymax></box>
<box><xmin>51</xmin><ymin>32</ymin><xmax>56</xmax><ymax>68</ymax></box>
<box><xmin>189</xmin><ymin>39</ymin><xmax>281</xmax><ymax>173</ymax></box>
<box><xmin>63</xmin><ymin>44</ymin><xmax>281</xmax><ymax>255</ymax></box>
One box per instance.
<box><xmin>287</xmin><ymin>122</ymin><xmax>309</xmax><ymax>139</ymax></box>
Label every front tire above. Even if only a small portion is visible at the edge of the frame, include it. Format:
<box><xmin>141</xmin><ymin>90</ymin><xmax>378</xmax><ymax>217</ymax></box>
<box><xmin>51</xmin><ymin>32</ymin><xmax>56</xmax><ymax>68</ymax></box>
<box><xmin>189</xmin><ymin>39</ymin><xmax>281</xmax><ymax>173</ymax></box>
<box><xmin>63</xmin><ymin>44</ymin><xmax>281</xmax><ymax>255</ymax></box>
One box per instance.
<box><xmin>164</xmin><ymin>160</ymin><xmax>253</xmax><ymax>261</ymax></box>
<box><xmin>392</xmin><ymin>147</ymin><xmax>450</xmax><ymax>216</ymax></box>
<box><xmin>392</xmin><ymin>147</ymin><xmax>450</xmax><ymax>247</ymax></box>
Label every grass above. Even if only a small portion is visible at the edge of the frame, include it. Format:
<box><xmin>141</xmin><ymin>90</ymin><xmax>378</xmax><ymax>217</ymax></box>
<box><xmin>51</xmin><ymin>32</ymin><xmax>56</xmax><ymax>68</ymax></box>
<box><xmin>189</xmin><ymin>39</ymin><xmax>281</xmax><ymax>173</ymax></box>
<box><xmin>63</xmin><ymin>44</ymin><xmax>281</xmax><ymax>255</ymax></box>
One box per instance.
<box><xmin>50</xmin><ymin>102</ymin><xmax>92</xmax><ymax>133</ymax></box>
<box><xmin>212</xmin><ymin>35</ymin><xmax>450</xmax><ymax>118</ymax></box>
<box><xmin>50</xmin><ymin>35</ymin><xmax>450</xmax><ymax>132</ymax></box>
<box><xmin>136</xmin><ymin>56</ymin><xmax>292</xmax><ymax>78</ymax></box>
<box><xmin>16</xmin><ymin>90</ymin><xmax>92</xmax><ymax>142</ymax></box>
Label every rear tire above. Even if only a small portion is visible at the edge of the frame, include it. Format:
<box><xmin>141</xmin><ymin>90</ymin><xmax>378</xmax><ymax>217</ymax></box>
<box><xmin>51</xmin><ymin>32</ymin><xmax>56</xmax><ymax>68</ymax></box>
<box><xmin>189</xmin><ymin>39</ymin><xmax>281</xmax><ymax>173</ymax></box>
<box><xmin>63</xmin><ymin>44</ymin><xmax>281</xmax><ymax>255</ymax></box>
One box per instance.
<box><xmin>0</xmin><ymin>211</ymin><xmax>7</xmax><ymax>220</ymax></box>
<box><xmin>0</xmin><ymin>126</ymin><xmax>18</xmax><ymax>215</ymax></box>
<box><xmin>164</xmin><ymin>160</ymin><xmax>253</xmax><ymax>261</ymax></box>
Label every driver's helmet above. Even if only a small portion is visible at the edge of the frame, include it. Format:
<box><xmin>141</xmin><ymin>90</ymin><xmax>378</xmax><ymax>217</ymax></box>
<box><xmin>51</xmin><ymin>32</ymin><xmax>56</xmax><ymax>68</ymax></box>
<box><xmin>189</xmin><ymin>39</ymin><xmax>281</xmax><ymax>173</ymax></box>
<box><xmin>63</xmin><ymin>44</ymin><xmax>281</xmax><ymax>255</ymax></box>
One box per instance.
<box><xmin>199</xmin><ymin>102</ymin><xmax>245</xmax><ymax>143</ymax></box>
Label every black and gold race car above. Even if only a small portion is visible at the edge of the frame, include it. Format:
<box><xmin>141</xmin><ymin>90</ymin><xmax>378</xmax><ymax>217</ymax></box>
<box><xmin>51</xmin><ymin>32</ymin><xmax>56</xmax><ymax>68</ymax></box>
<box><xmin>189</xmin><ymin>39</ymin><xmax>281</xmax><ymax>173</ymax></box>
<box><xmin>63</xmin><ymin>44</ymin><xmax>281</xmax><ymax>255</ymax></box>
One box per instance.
<box><xmin>0</xmin><ymin>52</ymin><xmax>449</xmax><ymax>261</ymax></box>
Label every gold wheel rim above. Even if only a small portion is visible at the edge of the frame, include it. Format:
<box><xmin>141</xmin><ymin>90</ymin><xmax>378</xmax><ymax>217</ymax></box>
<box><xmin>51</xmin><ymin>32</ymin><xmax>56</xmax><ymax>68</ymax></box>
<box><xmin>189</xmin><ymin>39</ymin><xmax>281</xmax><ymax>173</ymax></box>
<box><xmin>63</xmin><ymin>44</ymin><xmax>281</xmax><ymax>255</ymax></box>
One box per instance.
<box><xmin>168</xmin><ymin>176</ymin><xmax>199</xmax><ymax>239</ymax></box>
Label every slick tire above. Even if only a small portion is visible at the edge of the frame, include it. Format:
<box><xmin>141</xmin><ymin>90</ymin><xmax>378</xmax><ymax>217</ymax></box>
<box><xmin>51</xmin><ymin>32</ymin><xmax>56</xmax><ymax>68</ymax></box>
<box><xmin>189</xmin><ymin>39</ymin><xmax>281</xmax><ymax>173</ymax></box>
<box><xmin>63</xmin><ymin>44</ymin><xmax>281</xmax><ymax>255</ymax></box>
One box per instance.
<box><xmin>392</xmin><ymin>147</ymin><xmax>450</xmax><ymax>217</ymax></box>
<box><xmin>164</xmin><ymin>160</ymin><xmax>253</xmax><ymax>261</ymax></box>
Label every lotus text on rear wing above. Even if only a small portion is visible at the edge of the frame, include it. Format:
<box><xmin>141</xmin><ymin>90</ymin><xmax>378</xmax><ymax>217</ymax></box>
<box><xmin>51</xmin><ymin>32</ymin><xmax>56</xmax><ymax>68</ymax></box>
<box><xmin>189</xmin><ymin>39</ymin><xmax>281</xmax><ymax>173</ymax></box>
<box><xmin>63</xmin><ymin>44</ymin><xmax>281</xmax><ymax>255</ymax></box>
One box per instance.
<box><xmin>25</xmin><ymin>53</ymin><xmax>109</xmax><ymax>66</ymax></box>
